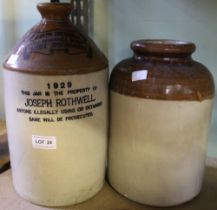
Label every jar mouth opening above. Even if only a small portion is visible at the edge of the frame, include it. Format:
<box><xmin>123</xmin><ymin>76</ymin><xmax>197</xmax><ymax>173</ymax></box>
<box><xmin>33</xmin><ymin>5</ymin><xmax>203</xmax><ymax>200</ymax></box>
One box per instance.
<box><xmin>137</xmin><ymin>39</ymin><xmax>192</xmax><ymax>45</ymax></box>
<box><xmin>131</xmin><ymin>39</ymin><xmax>196</xmax><ymax>56</ymax></box>
<box><xmin>38</xmin><ymin>3</ymin><xmax>72</xmax><ymax>7</ymax></box>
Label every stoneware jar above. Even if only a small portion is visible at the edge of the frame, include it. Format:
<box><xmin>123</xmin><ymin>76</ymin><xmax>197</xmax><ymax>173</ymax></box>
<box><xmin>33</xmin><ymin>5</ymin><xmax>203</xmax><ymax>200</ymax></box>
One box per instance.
<box><xmin>3</xmin><ymin>3</ymin><xmax>108</xmax><ymax>207</ymax></box>
<box><xmin>108</xmin><ymin>40</ymin><xmax>215</xmax><ymax>207</ymax></box>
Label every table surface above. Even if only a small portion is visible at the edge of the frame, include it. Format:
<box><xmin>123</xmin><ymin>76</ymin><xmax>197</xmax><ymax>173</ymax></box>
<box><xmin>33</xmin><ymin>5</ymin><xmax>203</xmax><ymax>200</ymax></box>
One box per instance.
<box><xmin>0</xmin><ymin>163</ymin><xmax>217</xmax><ymax>210</ymax></box>
<box><xmin>1</xmin><ymin>120</ymin><xmax>217</xmax><ymax>210</ymax></box>
<box><xmin>0</xmin><ymin>121</ymin><xmax>9</xmax><ymax>169</ymax></box>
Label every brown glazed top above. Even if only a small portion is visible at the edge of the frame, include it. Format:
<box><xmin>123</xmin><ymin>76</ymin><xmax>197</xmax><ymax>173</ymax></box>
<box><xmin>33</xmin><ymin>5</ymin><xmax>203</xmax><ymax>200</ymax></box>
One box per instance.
<box><xmin>3</xmin><ymin>3</ymin><xmax>107</xmax><ymax>75</ymax></box>
<box><xmin>110</xmin><ymin>40</ymin><xmax>215</xmax><ymax>101</ymax></box>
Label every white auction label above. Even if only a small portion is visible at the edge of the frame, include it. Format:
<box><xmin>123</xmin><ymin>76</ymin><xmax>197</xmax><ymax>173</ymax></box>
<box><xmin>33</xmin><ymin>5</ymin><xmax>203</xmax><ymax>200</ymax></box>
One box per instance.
<box><xmin>32</xmin><ymin>135</ymin><xmax>57</xmax><ymax>150</ymax></box>
<box><xmin>132</xmin><ymin>70</ymin><xmax>148</xmax><ymax>82</ymax></box>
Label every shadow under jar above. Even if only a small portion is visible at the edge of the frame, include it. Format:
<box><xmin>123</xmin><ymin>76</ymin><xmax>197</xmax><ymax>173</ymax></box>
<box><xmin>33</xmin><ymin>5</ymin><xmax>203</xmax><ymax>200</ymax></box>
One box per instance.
<box><xmin>108</xmin><ymin>40</ymin><xmax>215</xmax><ymax>207</ymax></box>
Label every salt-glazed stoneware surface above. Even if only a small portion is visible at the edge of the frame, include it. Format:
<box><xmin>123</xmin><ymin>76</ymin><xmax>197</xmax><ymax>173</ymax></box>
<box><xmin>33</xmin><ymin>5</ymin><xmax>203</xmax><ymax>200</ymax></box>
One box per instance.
<box><xmin>108</xmin><ymin>39</ymin><xmax>215</xmax><ymax>207</ymax></box>
<box><xmin>3</xmin><ymin>3</ymin><xmax>108</xmax><ymax>207</ymax></box>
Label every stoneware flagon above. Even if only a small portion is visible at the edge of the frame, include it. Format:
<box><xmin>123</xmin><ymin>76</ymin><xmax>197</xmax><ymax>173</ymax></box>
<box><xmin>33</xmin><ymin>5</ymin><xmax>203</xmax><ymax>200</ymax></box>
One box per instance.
<box><xmin>3</xmin><ymin>3</ymin><xmax>108</xmax><ymax>207</ymax></box>
<box><xmin>108</xmin><ymin>40</ymin><xmax>215</xmax><ymax>207</ymax></box>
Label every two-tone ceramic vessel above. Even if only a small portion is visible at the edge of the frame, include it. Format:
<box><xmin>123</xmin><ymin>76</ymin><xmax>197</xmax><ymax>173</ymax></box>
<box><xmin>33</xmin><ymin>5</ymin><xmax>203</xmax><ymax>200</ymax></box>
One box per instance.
<box><xmin>3</xmin><ymin>3</ymin><xmax>108</xmax><ymax>207</ymax></box>
<box><xmin>108</xmin><ymin>40</ymin><xmax>215</xmax><ymax>207</ymax></box>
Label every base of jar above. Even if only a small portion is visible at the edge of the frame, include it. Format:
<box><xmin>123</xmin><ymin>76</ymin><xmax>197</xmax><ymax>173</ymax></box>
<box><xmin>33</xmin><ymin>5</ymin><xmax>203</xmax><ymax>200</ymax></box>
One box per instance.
<box><xmin>109</xmin><ymin>181</ymin><xmax>202</xmax><ymax>207</ymax></box>
<box><xmin>13</xmin><ymin>182</ymin><xmax>105</xmax><ymax>207</ymax></box>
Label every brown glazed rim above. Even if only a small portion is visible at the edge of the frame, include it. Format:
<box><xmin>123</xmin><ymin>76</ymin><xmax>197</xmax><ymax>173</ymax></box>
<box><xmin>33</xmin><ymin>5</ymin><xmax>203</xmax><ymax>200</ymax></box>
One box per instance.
<box><xmin>37</xmin><ymin>3</ymin><xmax>74</xmax><ymax>10</ymax></box>
<box><xmin>131</xmin><ymin>39</ymin><xmax>196</xmax><ymax>56</ymax></box>
<box><xmin>37</xmin><ymin>3</ymin><xmax>73</xmax><ymax>20</ymax></box>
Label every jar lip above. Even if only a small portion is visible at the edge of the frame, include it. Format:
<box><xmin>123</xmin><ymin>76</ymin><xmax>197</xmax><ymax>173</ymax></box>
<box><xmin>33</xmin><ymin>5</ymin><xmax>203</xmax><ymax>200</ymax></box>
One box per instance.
<box><xmin>37</xmin><ymin>2</ymin><xmax>73</xmax><ymax>12</ymax></box>
<box><xmin>37</xmin><ymin>2</ymin><xmax>73</xmax><ymax>20</ymax></box>
<box><xmin>131</xmin><ymin>39</ymin><xmax>196</xmax><ymax>55</ymax></box>
<box><xmin>37</xmin><ymin>3</ymin><xmax>73</xmax><ymax>7</ymax></box>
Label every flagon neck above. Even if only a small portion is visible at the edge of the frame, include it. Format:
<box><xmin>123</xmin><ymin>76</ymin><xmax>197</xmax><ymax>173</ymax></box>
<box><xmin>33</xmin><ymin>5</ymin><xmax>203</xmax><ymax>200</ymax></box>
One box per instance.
<box><xmin>37</xmin><ymin>3</ymin><xmax>73</xmax><ymax>21</ymax></box>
